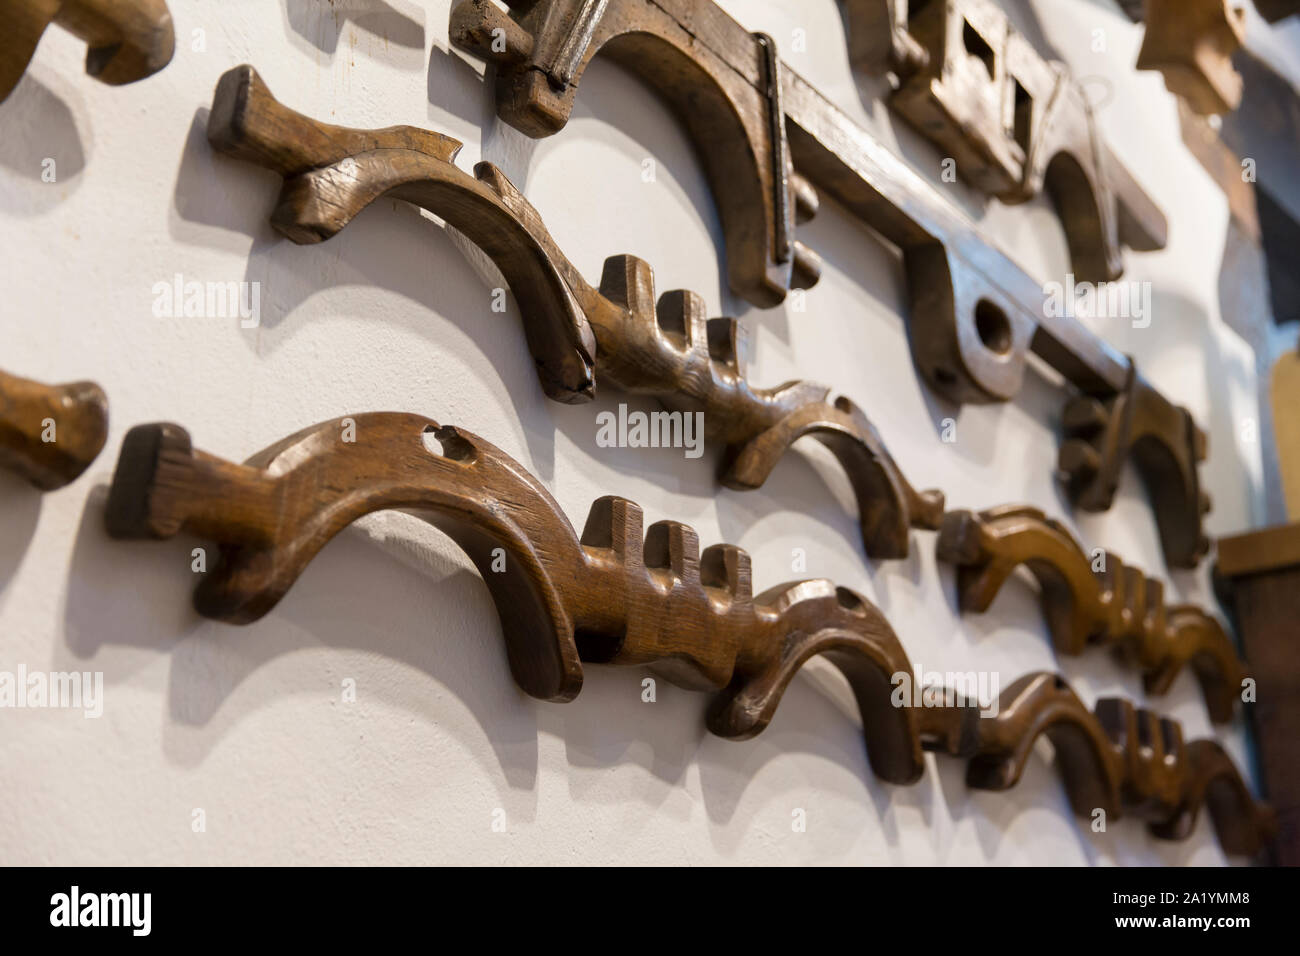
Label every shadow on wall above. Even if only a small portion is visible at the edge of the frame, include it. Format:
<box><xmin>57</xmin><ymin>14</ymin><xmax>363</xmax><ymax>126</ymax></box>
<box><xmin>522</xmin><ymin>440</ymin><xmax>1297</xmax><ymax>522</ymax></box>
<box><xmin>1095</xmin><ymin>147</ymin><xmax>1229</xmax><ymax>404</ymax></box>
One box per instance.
<box><xmin>0</xmin><ymin>471</ymin><xmax>42</xmax><ymax>596</ymax></box>
<box><xmin>0</xmin><ymin>74</ymin><xmax>87</xmax><ymax>215</ymax></box>
<box><xmin>280</xmin><ymin>0</ymin><xmax>425</xmax><ymax>65</ymax></box>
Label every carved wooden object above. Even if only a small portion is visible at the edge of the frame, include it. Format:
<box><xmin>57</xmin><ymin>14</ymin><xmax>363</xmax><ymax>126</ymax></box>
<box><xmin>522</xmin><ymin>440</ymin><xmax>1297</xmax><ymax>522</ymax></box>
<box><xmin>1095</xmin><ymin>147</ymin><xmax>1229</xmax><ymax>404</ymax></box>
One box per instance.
<box><xmin>1137</xmin><ymin>0</ymin><xmax>1247</xmax><ymax>116</ymax></box>
<box><xmin>101</xmin><ymin>414</ymin><xmax>1273</xmax><ymax>855</ymax></box>
<box><xmin>446</xmin><ymin>1</ymin><xmax>1208</xmax><ymax>569</ymax></box>
<box><xmin>937</xmin><ymin>505</ymin><xmax>1244</xmax><ymax>722</ymax></box>
<box><xmin>0</xmin><ymin>368</ymin><xmax>108</xmax><ymax>490</ymax></box>
<box><xmin>842</xmin><ymin>0</ymin><xmax>1165</xmax><ymax>277</ymax></box>
<box><xmin>0</xmin><ymin>0</ymin><xmax>174</xmax><ymax>104</ymax></box>
<box><xmin>207</xmin><ymin>65</ymin><xmax>943</xmax><ymax>560</ymax></box>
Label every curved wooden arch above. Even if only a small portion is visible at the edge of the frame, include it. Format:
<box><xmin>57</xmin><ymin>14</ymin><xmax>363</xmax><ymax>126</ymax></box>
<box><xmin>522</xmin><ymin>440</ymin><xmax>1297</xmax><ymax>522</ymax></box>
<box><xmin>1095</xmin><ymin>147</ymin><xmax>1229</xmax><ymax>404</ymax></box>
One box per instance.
<box><xmin>103</xmin><ymin>416</ymin><xmax>1273</xmax><ymax>855</ymax></box>
<box><xmin>207</xmin><ymin>65</ymin><xmax>943</xmax><ymax>561</ymax></box>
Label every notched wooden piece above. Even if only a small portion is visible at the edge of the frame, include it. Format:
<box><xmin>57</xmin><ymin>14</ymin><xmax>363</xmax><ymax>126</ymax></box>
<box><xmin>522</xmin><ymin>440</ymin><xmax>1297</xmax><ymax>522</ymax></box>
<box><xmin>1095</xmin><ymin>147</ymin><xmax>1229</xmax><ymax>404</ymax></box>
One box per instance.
<box><xmin>102</xmin><ymin>416</ymin><xmax>1271</xmax><ymax>854</ymax></box>
<box><xmin>936</xmin><ymin>505</ymin><xmax>1245</xmax><ymax>721</ymax></box>
<box><xmin>1137</xmin><ymin>0</ymin><xmax>1247</xmax><ymax>116</ymax></box>
<box><xmin>1</xmin><ymin>0</ymin><xmax>175</xmax><ymax>103</ymax></box>
<box><xmin>103</xmin><ymin>414</ymin><xmax>924</xmax><ymax>781</ymax></box>
<box><xmin>844</xmin><ymin>0</ymin><xmax>1165</xmax><ymax>280</ymax></box>
<box><xmin>207</xmin><ymin>65</ymin><xmax>942</xmax><ymax>560</ymax></box>
<box><xmin>447</xmin><ymin>1</ymin><xmax>1208</xmax><ymax>570</ymax></box>
<box><xmin>0</xmin><ymin>368</ymin><xmax>108</xmax><ymax>490</ymax></box>
<box><xmin>925</xmin><ymin>672</ymin><xmax>1275</xmax><ymax>855</ymax></box>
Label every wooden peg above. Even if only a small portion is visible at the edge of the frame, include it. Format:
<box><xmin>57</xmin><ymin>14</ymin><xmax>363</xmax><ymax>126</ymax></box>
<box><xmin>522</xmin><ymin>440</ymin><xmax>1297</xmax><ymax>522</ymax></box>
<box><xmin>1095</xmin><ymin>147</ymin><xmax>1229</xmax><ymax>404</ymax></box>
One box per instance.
<box><xmin>0</xmin><ymin>368</ymin><xmax>108</xmax><ymax>490</ymax></box>
<box><xmin>102</xmin><ymin>415</ymin><xmax>1272</xmax><ymax>855</ymax></box>
<box><xmin>207</xmin><ymin>65</ymin><xmax>943</xmax><ymax>560</ymax></box>
<box><xmin>1</xmin><ymin>0</ymin><xmax>174</xmax><ymax>103</ymax></box>
<box><xmin>937</xmin><ymin>505</ymin><xmax>1244</xmax><ymax>722</ymax></box>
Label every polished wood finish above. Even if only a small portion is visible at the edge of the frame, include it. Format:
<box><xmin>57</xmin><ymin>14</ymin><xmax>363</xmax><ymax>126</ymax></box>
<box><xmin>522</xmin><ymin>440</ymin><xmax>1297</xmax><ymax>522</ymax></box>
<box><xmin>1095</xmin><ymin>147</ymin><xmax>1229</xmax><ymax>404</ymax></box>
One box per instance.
<box><xmin>937</xmin><ymin>505</ymin><xmax>1244</xmax><ymax>722</ymax></box>
<box><xmin>0</xmin><ymin>0</ymin><xmax>174</xmax><ymax>103</ymax></box>
<box><xmin>843</xmin><ymin>0</ymin><xmax>1164</xmax><ymax>279</ymax></box>
<box><xmin>446</xmin><ymin>0</ymin><xmax>1208</xmax><ymax>569</ymax></box>
<box><xmin>1216</xmin><ymin>522</ymin><xmax>1300</xmax><ymax>865</ymax></box>
<box><xmin>207</xmin><ymin>65</ymin><xmax>943</xmax><ymax>560</ymax></box>
<box><xmin>103</xmin><ymin>414</ymin><xmax>1273</xmax><ymax>855</ymax></box>
<box><xmin>0</xmin><ymin>368</ymin><xmax>108</xmax><ymax>490</ymax></box>
<box><xmin>1273</xmin><ymin>351</ymin><xmax>1300</xmax><ymax>520</ymax></box>
<box><xmin>1137</xmin><ymin>0</ymin><xmax>1246</xmax><ymax>116</ymax></box>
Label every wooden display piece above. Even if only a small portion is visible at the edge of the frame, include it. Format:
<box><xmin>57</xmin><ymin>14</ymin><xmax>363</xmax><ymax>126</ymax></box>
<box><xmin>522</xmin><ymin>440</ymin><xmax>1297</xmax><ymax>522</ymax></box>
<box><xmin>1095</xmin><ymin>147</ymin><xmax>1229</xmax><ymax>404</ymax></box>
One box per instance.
<box><xmin>0</xmin><ymin>368</ymin><xmax>108</xmax><ymax>490</ymax></box>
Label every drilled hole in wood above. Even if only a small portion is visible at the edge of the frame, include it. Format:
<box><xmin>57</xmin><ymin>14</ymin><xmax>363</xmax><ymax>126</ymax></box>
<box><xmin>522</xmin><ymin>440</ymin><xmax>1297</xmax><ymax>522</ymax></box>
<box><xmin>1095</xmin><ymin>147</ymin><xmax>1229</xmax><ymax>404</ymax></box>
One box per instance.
<box><xmin>975</xmin><ymin>299</ymin><xmax>1012</xmax><ymax>354</ymax></box>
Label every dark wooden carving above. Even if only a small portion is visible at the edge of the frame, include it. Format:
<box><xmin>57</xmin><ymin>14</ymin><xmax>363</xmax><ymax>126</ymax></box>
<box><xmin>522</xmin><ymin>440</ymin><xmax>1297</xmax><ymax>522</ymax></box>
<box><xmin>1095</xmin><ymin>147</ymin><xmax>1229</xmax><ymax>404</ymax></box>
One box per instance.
<box><xmin>1217</xmin><ymin>522</ymin><xmax>1300</xmax><ymax>865</ymax></box>
<box><xmin>0</xmin><ymin>0</ymin><xmax>174</xmax><ymax>104</ymax></box>
<box><xmin>0</xmin><ymin>368</ymin><xmax>108</xmax><ymax>490</ymax></box>
<box><xmin>937</xmin><ymin>505</ymin><xmax>1244</xmax><ymax>722</ymax></box>
<box><xmin>101</xmin><ymin>414</ymin><xmax>1272</xmax><ymax>855</ymax></box>
<box><xmin>842</xmin><ymin>0</ymin><xmax>1165</xmax><ymax>279</ymax></box>
<box><xmin>207</xmin><ymin>64</ymin><xmax>943</xmax><ymax>560</ymax></box>
<box><xmin>1136</xmin><ymin>0</ymin><xmax>1247</xmax><ymax>116</ymax></box>
<box><xmin>446</xmin><ymin>0</ymin><xmax>1209</xmax><ymax>569</ymax></box>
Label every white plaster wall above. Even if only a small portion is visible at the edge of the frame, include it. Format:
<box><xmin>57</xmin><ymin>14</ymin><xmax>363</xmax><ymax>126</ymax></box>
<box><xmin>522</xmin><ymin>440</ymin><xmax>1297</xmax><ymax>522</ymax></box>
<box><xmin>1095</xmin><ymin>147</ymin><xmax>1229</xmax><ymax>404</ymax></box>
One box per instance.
<box><xmin>0</xmin><ymin>0</ymin><xmax>1267</xmax><ymax>865</ymax></box>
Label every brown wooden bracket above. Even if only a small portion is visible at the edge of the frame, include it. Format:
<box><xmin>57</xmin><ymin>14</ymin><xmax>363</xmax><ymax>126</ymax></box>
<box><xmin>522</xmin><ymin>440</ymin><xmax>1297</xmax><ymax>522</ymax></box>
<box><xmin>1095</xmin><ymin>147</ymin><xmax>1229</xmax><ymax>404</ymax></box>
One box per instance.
<box><xmin>922</xmin><ymin>672</ymin><xmax>1275</xmax><ymax>856</ymax></box>
<box><xmin>936</xmin><ymin>505</ymin><xmax>1244</xmax><ymax>722</ymax></box>
<box><xmin>207</xmin><ymin>64</ymin><xmax>943</xmax><ymax>560</ymax></box>
<box><xmin>842</xmin><ymin>0</ymin><xmax>1166</xmax><ymax>280</ymax></box>
<box><xmin>1136</xmin><ymin>0</ymin><xmax>1247</xmax><ymax>116</ymax></box>
<box><xmin>0</xmin><ymin>368</ymin><xmax>108</xmax><ymax>490</ymax></box>
<box><xmin>446</xmin><ymin>0</ymin><xmax>1208</xmax><ymax>569</ymax></box>
<box><xmin>102</xmin><ymin>415</ymin><xmax>1272</xmax><ymax>855</ymax></box>
<box><xmin>0</xmin><ymin>0</ymin><xmax>175</xmax><ymax>104</ymax></box>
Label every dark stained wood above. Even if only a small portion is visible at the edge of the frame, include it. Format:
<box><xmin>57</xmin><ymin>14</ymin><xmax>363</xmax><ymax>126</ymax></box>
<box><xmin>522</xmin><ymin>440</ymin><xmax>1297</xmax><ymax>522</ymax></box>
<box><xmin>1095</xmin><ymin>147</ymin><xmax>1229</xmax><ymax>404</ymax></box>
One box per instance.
<box><xmin>1255</xmin><ymin>0</ymin><xmax>1300</xmax><ymax>21</ymax></box>
<box><xmin>0</xmin><ymin>0</ymin><xmax>174</xmax><ymax>103</ymax></box>
<box><xmin>937</xmin><ymin>505</ymin><xmax>1244</xmax><ymax>722</ymax></box>
<box><xmin>843</xmin><ymin>0</ymin><xmax>1165</xmax><ymax>280</ymax></box>
<box><xmin>207</xmin><ymin>64</ymin><xmax>943</xmax><ymax>560</ymax></box>
<box><xmin>446</xmin><ymin>1</ymin><xmax>1210</xmax><ymax>569</ymax></box>
<box><xmin>101</xmin><ymin>414</ymin><xmax>1273</xmax><ymax>855</ymax></box>
<box><xmin>1136</xmin><ymin>0</ymin><xmax>1247</xmax><ymax>116</ymax></box>
<box><xmin>1216</xmin><ymin>522</ymin><xmax>1300</xmax><ymax>865</ymax></box>
<box><xmin>0</xmin><ymin>368</ymin><xmax>108</xmax><ymax>490</ymax></box>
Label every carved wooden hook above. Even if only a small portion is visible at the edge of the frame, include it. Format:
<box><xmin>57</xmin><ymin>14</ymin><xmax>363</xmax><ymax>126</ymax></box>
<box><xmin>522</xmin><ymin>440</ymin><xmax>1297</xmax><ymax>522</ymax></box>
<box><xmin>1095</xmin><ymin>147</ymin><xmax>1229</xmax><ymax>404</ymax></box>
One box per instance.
<box><xmin>1136</xmin><ymin>0</ymin><xmax>1247</xmax><ymax>116</ymax></box>
<box><xmin>936</xmin><ymin>505</ymin><xmax>1244</xmax><ymax>722</ymax></box>
<box><xmin>922</xmin><ymin>672</ymin><xmax>1275</xmax><ymax>856</ymax></box>
<box><xmin>206</xmin><ymin>64</ymin><xmax>943</xmax><ymax>560</ymax></box>
<box><xmin>446</xmin><ymin>0</ymin><xmax>1209</xmax><ymax>570</ymax></box>
<box><xmin>102</xmin><ymin>415</ymin><xmax>1272</xmax><ymax>855</ymax></box>
<box><xmin>0</xmin><ymin>0</ymin><xmax>175</xmax><ymax>103</ymax></box>
<box><xmin>0</xmin><ymin>368</ymin><xmax>108</xmax><ymax>490</ymax></box>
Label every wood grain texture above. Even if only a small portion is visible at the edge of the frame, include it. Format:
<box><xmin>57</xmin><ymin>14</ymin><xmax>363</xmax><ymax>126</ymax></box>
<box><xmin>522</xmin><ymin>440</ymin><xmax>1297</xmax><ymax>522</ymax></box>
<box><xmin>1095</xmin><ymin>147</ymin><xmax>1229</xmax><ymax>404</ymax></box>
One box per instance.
<box><xmin>446</xmin><ymin>0</ymin><xmax>1209</xmax><ymax>570</ymax></box>
<box><xmin>1137</xmin><ymin>0</ymin><xmax>1246</xmax><ymax>115</ymax></box>
<box><xmin>937</xmin><ymin>505</ymin><xmax>1244</xmax><ymax>722</ymax></box>
<box><xmin>207</xmin><ymin>64</ymin><xmax>943</xmax><ymax>560</ymax></box>
<box><xmin>100</xmin><ymin>414</ymin><xmax>1273</xmax><ymax>856</ymax></box>
<box><xmin>0</xmin><ymin>368</ymin><xmax>108</xmax><ymax>490</ymax></box>
<box><xmin>843</xmin><ymin>0</ymin><xmax>1165</xmax><ymax>279</ymax></box>
<box><xmin>0</xmin><ymin>0</ymin><xmax>174</xmax><ymax>103</ymax></box>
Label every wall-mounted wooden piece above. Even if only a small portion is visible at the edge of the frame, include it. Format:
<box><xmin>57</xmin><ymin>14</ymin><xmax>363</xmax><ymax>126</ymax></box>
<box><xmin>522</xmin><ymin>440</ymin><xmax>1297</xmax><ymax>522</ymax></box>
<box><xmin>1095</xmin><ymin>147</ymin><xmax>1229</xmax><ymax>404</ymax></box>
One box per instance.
<box><xmin>101</xmin><ymin>415</ymin><xmax>1273</xmax><ymax>855</ymax></box>
<box><xmin>207</xmin><ymin>65</ymin><xmax>943</xmax><ymax>560</ymax></box>
<box><xmin>937</xmin><ymin>505</ymin><xmax>1245</xmax><ymax>722</ymax></box>
<box><xmin>842</xmin><ymin>0</ymin><xmax>1165</xmax><ymax>279</ymax></box>
<box><xmin>1136</xmin><ymin>0</ymin><xmax>1247</xmax><ymax>116</ymax></box>
<box><xmin>1217</xmin><ymin>522</ymin><xmax>1300</xmax><ymax>865</ymax></box>
<box><xmin>0</xmin><ymin>0</ymin><xmax>174</xmax><ymax>104</ymax></box>
<box><xmin>446</xmin><ymin>1</ymin><xmax>1209</xmax><ymax>569</ymax></box>
<box><xmin>0</xmin><ymin>368</ymin><xmax>108</xmax><ymax>490</ymax></box>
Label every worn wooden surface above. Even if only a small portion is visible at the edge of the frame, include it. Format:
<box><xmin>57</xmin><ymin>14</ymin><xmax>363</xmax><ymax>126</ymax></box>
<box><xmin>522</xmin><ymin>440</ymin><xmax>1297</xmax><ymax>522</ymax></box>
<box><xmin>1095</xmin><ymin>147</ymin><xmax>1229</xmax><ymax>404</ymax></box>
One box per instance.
<box><xmin>937</xmin><ymin>504</ymin><xmax>1244</xmax><ymax>722</ymax></box>
<box><xmin>207</xmin><ymin>64</ymin><xmax>944</xmax><ymax>560</ymax></box>
<box><xmin>1217</xmin><ymin>522</ymin><xmax>1300</xmax><ymax>865</ymax></box>
<box><xmin>0</xmin><ymin>368</ymin><xmax>108</xmax><ymax>490</ymax></box>
<box><xmin>0</xmin><ymin>0</ymin><xmax>174</xmax><ymax>103</ymax></box>
<box><xmin>446</xmin><ymin>0</ymin><xmax>1209</xmax><ymax>570</ymax></box>
<box><xmin>102</xmin><ymin>414</ymin><xmax>1274</xmax><ymax>856</ymax></box>
<box><xmin>1137</xmin><ymin>0</ymin><xmax>1246</xmax><ymax>116</ymax></box>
